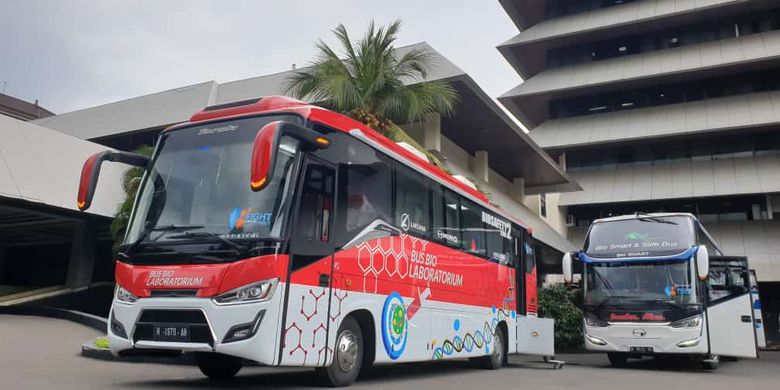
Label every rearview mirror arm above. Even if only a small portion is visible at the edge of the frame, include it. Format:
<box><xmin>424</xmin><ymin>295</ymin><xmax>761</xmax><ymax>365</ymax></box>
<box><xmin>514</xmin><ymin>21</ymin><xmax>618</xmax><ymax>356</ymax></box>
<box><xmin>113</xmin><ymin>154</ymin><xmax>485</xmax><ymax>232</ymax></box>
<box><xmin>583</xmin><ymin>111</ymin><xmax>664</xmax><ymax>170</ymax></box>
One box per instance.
<box><xmin>106</xmin><ymin>151</ymin><xmax>150</xmax><ymax>168</ymax></box>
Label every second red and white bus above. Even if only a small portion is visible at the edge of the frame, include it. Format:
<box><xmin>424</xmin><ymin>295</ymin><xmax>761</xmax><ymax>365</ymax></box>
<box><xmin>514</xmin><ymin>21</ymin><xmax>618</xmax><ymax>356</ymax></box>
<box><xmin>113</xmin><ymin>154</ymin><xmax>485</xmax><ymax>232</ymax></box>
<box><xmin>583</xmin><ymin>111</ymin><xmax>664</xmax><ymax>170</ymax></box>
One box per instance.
<box><xmin>77</xmin><ymin>96</ymin><xmax>554</xmax><ymax>386</ymax></box>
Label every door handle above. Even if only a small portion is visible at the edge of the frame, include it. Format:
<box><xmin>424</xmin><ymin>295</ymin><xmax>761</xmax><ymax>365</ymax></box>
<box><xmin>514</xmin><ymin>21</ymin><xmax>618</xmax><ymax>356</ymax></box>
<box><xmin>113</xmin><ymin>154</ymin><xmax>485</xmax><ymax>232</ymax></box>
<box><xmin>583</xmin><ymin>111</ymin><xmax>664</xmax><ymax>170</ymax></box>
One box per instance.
<box><xmin>741</xmin><ymin>315</ymin><xmax>752</xmax><ymax>323</ymax></box>
<box><xmin>319</xmin><ymin>273</ymin><xmax>330</xmax><ymax>287</ymax></box>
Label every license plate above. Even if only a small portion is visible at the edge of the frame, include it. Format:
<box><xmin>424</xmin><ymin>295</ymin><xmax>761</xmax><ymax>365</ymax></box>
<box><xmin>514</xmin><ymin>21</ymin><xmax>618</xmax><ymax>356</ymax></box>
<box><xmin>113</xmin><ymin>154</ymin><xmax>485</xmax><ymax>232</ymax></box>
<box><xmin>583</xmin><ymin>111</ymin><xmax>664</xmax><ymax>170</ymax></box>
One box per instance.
<box><xmin>152</xmin><ymin>324</ymin><xmax>191</xmax><ymax>342</ymax></box>
<box><xmin>630</xmin><ymin>346</ymin><xmax>653</xmax><ymax>354</ymax></box>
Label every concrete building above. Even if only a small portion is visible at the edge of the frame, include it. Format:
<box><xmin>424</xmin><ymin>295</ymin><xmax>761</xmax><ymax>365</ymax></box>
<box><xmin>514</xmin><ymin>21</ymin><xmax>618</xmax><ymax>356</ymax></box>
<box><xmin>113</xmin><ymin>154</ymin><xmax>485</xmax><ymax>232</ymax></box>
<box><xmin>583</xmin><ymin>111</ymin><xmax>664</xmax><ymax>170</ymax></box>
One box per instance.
<box><xmin>0</xmin><ymin>114</ymin><xmax>125</xmax><ymax>306</ymax></box>
<box><xmin>32</xmin><ymin>42</ymin><xmax>578</xmax><ymax>277</ymax></box>
<box><xmin>498</xmin><ymin>0</ymin><xmax>780</xmax><ymax>343</ymax></box>
<box><xmin>0</xmin><ymin>93</ymin><xmax>54</xmax><ymax>121</ymax></box>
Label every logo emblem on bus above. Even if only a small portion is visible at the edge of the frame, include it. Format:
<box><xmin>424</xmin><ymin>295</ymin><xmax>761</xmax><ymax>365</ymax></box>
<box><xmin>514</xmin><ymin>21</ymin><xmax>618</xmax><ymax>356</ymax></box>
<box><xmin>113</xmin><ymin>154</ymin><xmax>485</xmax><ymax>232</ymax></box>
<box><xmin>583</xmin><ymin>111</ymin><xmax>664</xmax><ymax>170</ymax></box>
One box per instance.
<box><xmin>400</xmin><ymin>213</ymin><xmax>410</xmax><ymax>232</ymax></box>
<box><xmin>632</xmin><ymin>328</ymin><xmax>647</xmax><ymax>338</ymax></box>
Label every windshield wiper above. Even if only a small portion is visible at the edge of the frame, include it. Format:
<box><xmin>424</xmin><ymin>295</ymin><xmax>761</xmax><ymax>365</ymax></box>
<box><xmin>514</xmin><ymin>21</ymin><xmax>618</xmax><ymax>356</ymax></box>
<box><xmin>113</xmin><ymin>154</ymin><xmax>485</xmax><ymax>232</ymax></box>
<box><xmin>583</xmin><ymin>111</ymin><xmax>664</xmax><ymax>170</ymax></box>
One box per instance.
<box><xmin>634</xmin><ymin>212</ymin><xmax>678</xmax><ymax>225</ymax></box>
<box><xmin>120</xmin><ymin>224</ymin><xmax>205</xmax><ymax>256</ymax></box>
<box><xmin>167</xmin><ymin>231</ymin><xmax>249</xmax><ymax>253</ymax></box>
<box><xmin>632</xmin><ymin>299</ymin><xmax>688</xmax><ymax>310</ymax></box>
<box><xmin>586</xmin><ymin>295</ymin><xmax>633</xmax><ymax>311</ymax></box>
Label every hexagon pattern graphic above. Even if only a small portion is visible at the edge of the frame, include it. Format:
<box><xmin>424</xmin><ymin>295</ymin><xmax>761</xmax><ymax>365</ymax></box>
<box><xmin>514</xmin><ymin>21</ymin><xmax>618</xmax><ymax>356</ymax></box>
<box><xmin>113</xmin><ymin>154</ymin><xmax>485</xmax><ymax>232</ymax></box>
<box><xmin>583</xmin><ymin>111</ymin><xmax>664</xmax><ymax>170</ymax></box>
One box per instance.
<box><xmin>355</xmin><ymin>234</ymin><xmax>427</xmax><ymax>293</ymax></box>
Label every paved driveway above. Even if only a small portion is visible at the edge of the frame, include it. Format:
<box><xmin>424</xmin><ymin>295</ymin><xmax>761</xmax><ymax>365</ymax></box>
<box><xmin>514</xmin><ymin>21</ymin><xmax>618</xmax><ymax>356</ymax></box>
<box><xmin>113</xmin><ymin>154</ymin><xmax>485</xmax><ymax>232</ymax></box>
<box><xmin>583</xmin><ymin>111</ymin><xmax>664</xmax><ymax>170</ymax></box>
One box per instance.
<box><xmin>1</xmin><ymin>315</ymin><xmax>778</xmax><ymax>389</ymax></box>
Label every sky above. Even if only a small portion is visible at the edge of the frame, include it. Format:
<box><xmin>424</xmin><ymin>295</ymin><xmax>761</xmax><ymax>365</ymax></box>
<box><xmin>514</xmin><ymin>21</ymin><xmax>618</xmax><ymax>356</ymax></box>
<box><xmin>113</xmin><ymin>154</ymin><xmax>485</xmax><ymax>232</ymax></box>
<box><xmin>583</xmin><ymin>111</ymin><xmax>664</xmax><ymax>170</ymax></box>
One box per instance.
<box><xmin>0</xmin><ymin>0</ymin><xmax>522</xmax><ymax>115</ymax></box>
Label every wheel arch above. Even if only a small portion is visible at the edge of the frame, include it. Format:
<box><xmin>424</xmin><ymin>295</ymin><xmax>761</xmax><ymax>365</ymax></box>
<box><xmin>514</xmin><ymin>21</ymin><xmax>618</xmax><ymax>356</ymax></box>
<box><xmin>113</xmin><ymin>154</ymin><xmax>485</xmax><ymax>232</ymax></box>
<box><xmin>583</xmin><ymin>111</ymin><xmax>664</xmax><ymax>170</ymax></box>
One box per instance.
<box><xmin>346</xmin><ymin>309</ymin><xmax>376</xmax><ymax>367</ymax></box>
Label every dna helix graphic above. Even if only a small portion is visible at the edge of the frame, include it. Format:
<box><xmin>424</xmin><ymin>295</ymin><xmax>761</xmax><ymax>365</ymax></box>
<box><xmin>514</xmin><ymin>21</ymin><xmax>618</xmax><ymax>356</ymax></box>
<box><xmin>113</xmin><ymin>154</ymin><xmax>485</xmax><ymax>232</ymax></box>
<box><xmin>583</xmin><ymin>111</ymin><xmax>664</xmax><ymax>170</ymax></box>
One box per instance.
<box><xmin>431</xmin><ymin>308</ymin><xmax>511</xmax><ymax>360</ymax></box>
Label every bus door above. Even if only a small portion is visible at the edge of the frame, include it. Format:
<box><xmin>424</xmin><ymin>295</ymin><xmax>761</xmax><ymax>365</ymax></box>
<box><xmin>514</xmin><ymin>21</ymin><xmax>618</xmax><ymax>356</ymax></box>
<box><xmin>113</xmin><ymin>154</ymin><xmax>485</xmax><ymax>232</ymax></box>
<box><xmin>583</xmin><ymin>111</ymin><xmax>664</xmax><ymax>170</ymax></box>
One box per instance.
<box><xmin>750</xmin><ymin>270</ymin><xmax>767</xmax><ymax>349</ymax></box>
<box><xmin>281</xmin><ymin>156</ymin><xmax>337</xmax><ymax>366</ymax></box>
<box><xmin>512</xmin><ymin>227</ymin><xmax>525</xmax><ymax>316</ymax></box>
<box><xmin>522</xmin><ymin>231</ymin><xmax>538</xmax><ymax>316</ymax></box>
<box><xmin>514</xmin><ymin>230</ymin><xmax>554</xmax><ymax>357</ymax></box>
<box><xmin>706</xmin><ymin>256</ymin><xmax>758</xmax><ymax>358</ymax></box>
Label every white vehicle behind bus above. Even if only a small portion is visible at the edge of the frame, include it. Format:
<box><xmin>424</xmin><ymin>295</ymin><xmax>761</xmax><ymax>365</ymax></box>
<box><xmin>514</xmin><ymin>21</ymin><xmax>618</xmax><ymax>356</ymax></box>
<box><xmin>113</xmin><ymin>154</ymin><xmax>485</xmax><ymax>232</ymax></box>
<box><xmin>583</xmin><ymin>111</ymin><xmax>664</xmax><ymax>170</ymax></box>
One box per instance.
<box><xmin>562</xmin><ymin>213</ymin><xmax>759</xmax><ymax>369</ymax></box>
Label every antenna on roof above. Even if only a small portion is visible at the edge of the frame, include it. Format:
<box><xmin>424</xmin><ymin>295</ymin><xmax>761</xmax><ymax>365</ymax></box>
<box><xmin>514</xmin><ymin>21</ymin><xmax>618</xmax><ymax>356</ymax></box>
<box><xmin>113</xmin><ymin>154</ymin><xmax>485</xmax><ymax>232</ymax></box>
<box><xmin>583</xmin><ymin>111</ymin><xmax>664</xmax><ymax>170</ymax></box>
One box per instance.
<box><xmin>1</xmin><ymin>81</ymin><xmax>6</xmax><ymax>94</ymax></box>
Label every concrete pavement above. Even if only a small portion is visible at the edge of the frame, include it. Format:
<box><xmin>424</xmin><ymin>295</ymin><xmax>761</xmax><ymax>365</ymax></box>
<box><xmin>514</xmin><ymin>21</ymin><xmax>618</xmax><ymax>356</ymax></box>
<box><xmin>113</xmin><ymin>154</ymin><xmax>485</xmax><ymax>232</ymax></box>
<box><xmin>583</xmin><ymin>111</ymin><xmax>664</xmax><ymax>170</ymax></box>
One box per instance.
<box><xmin>1</xmin><ymin>315</ymin><xmax>778</xmax><ymax>389</ymax></box>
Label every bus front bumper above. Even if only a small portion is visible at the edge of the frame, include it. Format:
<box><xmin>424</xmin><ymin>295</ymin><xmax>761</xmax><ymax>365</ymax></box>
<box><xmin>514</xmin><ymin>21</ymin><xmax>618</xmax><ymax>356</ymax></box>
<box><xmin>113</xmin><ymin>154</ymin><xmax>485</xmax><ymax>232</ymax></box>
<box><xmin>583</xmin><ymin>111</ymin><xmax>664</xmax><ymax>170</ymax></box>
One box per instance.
<box><xmin>584</xmin><ymin>322</ymin><xmax>707</xmax><ymax>355</ymax></box>
<box><xmin>106</xmin><ymin>289</ymin><xmax>284</xmax><ymax>365</ymax></box>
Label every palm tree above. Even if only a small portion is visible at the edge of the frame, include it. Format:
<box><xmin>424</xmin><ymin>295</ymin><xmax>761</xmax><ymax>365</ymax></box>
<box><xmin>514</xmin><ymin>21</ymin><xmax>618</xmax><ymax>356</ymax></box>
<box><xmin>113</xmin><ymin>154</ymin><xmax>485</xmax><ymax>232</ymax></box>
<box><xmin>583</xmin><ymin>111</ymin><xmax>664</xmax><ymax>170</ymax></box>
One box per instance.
<box><xmin>283</xmin><ymin>20</ymin><xmax>458</xmax><ymax>166</ymax></box>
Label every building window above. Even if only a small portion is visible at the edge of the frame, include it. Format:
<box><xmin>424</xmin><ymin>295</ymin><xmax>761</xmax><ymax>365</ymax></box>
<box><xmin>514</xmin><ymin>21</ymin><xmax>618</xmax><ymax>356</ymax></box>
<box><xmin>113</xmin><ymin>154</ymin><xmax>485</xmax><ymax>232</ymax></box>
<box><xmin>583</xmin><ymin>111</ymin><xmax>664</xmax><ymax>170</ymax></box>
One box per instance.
<box><xmin>539</xmin><ymin>193</ymin><xmax>547</xmax><ymax>218</ymax></box>
<box><xmin>549</xmin><ymin>66</ymin><xmax>780</xmax><ymax>119</ymax></box>
<box><xmin>546</xmin><ymin>9</ymin><xmax>778</xmax><ymax>69</ymax></box>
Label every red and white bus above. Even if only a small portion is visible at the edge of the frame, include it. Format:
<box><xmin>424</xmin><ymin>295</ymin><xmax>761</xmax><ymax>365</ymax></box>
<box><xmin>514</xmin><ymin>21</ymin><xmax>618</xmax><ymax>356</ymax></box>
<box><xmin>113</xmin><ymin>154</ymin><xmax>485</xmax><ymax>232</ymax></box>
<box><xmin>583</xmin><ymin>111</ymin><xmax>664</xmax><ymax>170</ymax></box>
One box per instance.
<box><xmin>77</xmin><ymin>96</ymin><xmax>554</xmax><ymax>386</ymax></box>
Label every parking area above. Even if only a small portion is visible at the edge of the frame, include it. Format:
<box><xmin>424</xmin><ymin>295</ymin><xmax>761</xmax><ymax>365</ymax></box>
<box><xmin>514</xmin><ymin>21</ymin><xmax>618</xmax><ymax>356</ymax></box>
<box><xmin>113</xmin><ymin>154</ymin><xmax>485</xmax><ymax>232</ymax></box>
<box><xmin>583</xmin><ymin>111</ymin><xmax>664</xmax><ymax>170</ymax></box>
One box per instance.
<box><xmin>2</xmin><ymin>315</ymin><xmax>778</xmax><ymax>389</ymax></box>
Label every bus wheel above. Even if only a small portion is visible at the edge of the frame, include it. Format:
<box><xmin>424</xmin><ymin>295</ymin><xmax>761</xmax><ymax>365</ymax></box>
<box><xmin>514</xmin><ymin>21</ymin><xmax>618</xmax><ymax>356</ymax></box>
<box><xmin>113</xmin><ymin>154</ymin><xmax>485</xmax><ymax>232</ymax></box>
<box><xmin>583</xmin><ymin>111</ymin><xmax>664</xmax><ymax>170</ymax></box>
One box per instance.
<box><xmin>480</xmin><ymin>327</ymin><xmax>506</xmax><ymax>370</ymax></box>
<box><xmin>197</xmin><ymin>353</ymin><xmax>242</xmax><ymax>381</ymax></box>
<box><xmin>607</xmin><ymin>353</ymin><xmax>629</xmax><ymax>368</ymax></box>
<box><xmin>318</xmin><ymin>316</ymin><xmax>363</xmax><ymax>387</ymax></box>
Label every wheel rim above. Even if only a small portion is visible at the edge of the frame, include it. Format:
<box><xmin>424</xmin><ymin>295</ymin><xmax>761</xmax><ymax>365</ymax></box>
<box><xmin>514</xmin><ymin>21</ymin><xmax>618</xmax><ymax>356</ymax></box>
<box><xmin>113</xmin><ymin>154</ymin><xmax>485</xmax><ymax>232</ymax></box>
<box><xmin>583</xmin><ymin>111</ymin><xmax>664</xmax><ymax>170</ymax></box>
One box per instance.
<box><xmin>336</xmin><ymin>330</ymin><xmax>359</xmax><ymax>372</ymax></box>
<box><xmin>493</xmin><ymin>331</ymin><xmax>503</xmax><ymax>364</ymax></box>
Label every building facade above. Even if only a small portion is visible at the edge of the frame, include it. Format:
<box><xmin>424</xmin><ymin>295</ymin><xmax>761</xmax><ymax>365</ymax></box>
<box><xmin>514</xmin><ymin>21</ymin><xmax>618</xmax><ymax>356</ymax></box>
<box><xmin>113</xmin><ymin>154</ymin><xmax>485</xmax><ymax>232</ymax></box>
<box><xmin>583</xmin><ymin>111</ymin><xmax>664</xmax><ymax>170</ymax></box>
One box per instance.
<box><xmin>33</xmin><ymin>42</ymin><xmax>578</xmax><ymax>277</ymax></box>
<box><xmin>0</xmin><ymin>93</ymin><xmax>54</xmax><ymax>121</ymax></box>
<box><xmin>498</xmin><ymin>0</ymin><xmax>780</xmax><ymax>344</ymax></box>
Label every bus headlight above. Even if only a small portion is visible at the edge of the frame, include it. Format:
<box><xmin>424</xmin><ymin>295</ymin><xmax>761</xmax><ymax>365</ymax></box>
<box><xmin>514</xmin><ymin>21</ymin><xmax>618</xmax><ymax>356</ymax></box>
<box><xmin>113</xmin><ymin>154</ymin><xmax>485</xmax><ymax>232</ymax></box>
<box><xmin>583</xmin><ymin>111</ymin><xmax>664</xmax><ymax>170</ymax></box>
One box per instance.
<box><xmin>213</xmin><ymin>278</ymin><xmax>277</xmax><ymax>305</ymax></box>
<box><xmin>115</xmin><ymin>285</ymin><xmax>138</xmax><ymax>304</ymax></box>
<box><xmin>585</xmin><ymin>334</ymin><xmax>608</xmax><ymax>346</ymax></box>
<box><xmin>670</xmin><ymin>315</ymin><xmax>702</xmax><ymax>328</ymax></box>
<box><xmin>676</xmin><ymin>337</ymin><xmax>701</xmax><ymax>348</ymax></box>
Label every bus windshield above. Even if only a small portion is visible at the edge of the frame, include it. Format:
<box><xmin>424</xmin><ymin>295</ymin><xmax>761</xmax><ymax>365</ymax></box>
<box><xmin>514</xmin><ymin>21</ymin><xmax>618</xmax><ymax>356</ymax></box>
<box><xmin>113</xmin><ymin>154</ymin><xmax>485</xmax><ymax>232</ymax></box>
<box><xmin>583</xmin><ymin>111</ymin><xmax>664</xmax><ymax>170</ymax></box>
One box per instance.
<box><xmin>123</xmin><ymin>115</ymin><xmax>300</xmax><ymax>249</ymax></box>
<box><xmin>585</xmin><ymin>260</ymin><xmax>699</xmax><ymax>307</ymax></box>
<box><xmin>585</xmin><ymin>216</ymin><xmax>694</xmax><ymax>259</ymax></box>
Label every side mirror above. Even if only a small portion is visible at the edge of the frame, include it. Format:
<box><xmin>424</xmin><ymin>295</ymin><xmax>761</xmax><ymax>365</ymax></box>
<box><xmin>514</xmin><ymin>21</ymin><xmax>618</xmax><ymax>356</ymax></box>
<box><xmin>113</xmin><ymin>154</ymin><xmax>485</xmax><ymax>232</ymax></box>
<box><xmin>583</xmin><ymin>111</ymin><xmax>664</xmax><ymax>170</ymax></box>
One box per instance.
<box><xmin>77</xmin><ymin>151</ymin><xmax>150</xmax><ymax>211</ymax></box>
<box><xmin>250</xmin><ymin>121</ymin><xmax>330</xmax><ymax>191</ymax></box>
<box><xmin>696</xmin><ymin>245</ymin><xmax>709</xmax><ymax>281</ymax></box>
<box><xmin>562</xmin><ymin>252</ymin><xmax>574</xmax><ymax>283</ymax></box>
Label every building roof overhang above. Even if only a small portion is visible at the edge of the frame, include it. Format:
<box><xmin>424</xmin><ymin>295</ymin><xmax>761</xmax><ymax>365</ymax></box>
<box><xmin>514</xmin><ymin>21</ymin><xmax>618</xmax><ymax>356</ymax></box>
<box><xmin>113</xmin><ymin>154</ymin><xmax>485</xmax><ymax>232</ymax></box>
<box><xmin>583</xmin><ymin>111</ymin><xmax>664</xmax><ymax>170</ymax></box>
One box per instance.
<box><xmin>500</xmin><ymin>29</ymin><xmax>780</xmax><ymax>129</ymax></box>
<box><xmin>497</xmin><ymin>0</ymin><xmax>772</xmax><ymax>80</ymax></box>
<box><xmin>497</xmin><ymin>0</ymin><xmax>546</xmax><ymax>31</ymax></box>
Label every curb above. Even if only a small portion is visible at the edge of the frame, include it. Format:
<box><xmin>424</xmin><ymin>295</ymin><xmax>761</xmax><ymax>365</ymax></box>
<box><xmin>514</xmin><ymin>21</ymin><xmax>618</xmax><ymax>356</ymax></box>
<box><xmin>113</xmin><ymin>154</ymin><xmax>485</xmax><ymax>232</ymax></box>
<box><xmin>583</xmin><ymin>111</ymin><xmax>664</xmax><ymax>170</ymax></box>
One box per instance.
<box><xmin>81</xmin><ymin>340</ymin><xmax>197</xmax><ymax>365</ymax></box>
<box><xmin>0</xmin><ymin>305</ymin><xmax>107</xmax><ymax>332</ymax></box>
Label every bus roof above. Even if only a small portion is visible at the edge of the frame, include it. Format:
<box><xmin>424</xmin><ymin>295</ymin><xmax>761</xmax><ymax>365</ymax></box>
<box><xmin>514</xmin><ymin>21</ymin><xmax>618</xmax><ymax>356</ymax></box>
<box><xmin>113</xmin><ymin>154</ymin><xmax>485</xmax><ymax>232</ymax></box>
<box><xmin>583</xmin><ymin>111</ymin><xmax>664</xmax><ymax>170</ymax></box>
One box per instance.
<box><xmin>591</xmin><ymin>212</ymin><xmax>721</xmax><ymax>252</ymax></box>
<box><xmin>593</xmin><ymin>212</ymin><xmax>697</xmax><ymax>224</ymax></box>
<box><xmin>171</xmin><ymin>96</ymin><xmax>530</xmax><ymax>231</ymax></box>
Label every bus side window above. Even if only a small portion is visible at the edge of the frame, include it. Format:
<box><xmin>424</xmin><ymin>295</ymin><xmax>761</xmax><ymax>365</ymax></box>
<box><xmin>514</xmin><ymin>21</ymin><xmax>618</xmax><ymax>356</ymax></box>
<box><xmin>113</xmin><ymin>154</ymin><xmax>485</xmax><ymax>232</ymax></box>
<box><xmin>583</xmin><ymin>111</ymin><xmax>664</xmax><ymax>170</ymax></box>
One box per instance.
<box><xmin>460</xmin><ymin>198</ymin><xmax>486</xmax><ymax>257</ymax></box>
<box><xmin>432</xmin><ymin>186</ymin><xmax>461</xmax><ymax>248</ymax></box>
<box><xmin>394</xmin><ymin>164</ymin><xmax>430</xmax><ymax>238</ymax></box>
<box><xmin>524</xmin><ymin>236</ymin><xmax>536</xmax><ymax>273</ymax></box>
<box><xmin>485</xmin><ymin>214</ymin><xmax>512</xmax><ymax>265</ymax></box>
<box><xmin>335</xmin><ymin>147</ymin><xmax>392</xmax><ymax>246</ymax></box>
<box><xmin>697</xmin><ymin>224</ymin><xmax>721</xmax><ymax>256</ymax></box>
<box><xmin>295</xmin><ymin>163</ymin><xmax>335</xmax><ymax>243</ymax></box>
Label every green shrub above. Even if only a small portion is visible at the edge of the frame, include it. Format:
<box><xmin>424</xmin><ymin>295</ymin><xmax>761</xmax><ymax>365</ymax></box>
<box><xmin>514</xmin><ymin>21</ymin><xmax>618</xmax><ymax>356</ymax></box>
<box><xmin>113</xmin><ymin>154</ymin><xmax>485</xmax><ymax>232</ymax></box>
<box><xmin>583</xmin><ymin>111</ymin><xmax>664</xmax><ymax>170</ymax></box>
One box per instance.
<box><xmin>538</xmin><ymin>284</ymin><xmax>583</xmax><ymax>350</ymax></box>
<box><xmin>94</xmin><ymin>336</ymin><xmax>110</xmax><ymax>349</ymax></box>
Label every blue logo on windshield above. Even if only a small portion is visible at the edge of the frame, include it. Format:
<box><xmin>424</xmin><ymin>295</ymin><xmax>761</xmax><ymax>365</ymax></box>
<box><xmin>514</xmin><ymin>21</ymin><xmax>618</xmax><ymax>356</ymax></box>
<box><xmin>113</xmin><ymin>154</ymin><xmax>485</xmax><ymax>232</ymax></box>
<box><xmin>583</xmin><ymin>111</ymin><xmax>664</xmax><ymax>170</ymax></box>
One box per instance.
<box><xmin>228</xmin><ymin>208</ymin><xmax>272</xmax><ymax>231</ymax></box>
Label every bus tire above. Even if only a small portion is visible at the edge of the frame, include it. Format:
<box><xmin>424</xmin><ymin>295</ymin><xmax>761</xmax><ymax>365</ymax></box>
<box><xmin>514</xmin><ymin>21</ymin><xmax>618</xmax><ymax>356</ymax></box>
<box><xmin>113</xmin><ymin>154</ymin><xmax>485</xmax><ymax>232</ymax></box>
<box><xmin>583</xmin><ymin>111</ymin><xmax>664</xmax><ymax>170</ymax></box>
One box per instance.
<box><xmin>479</xmin><ymin>327</ymin><xmax>506</xmax><ymax>370</ymax></box>
<box><xmin>197</xmin><ymin>353</ymin><xmax>242</xmax><ymax>381</ymax></box>
<box><xmin>317</xmin><ymin>316</ymin><xmax>363</xmax><ymax>387</ymax></box>
<box><xmin>607</xmin><ymin>352</ymin><xmax>629</xmax><ymax>368</ymax></box>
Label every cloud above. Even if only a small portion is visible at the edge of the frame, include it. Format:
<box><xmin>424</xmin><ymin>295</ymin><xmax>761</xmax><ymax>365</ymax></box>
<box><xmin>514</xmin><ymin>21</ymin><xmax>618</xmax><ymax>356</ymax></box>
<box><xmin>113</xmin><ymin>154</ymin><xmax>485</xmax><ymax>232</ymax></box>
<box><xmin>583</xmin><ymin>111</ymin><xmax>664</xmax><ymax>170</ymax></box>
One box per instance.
<box><xmin>0</xmin><ymin>0</ymin><xmax>521</xmax><ymax>114</ymax></box>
